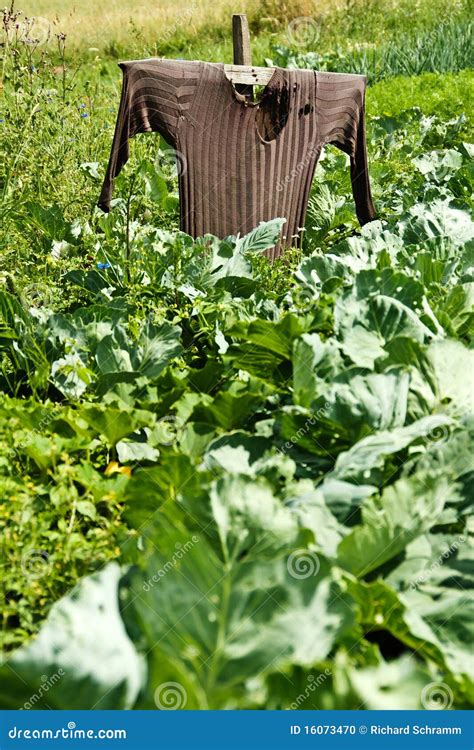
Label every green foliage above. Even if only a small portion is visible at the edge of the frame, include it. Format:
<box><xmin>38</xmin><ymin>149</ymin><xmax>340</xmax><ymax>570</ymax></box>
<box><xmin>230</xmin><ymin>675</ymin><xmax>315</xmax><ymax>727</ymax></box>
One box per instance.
<box><xmin>271</xmin><ymin>18</ymin><xmax>474</xmax><ymax>84</ymax></box>
<box><xmin>0</xmin><ymin>136</ymin><xmax>472</xmax><ymax>704</ymax></box>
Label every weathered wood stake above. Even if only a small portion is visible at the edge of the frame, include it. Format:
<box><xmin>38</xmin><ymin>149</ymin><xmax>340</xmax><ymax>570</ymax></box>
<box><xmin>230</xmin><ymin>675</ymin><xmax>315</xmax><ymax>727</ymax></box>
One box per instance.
<box><xmin>232</xmin><ymin>14</ymin><xmax>253</xmax><ymax>100</ymax></box>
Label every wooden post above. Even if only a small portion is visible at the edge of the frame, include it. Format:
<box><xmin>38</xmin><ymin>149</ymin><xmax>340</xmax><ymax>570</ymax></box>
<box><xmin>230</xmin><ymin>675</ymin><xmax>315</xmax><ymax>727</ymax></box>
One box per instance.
<box><xmin>232</xmin><ymin>14</ymin><xmax>253</xmax><ymax>100</ymax></box>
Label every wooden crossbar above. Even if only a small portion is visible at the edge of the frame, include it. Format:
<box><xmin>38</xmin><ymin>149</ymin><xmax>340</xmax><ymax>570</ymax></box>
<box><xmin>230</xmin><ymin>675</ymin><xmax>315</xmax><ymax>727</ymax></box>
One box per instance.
<box><xmin>224</xmin><ymin>64</ymin><xmax>275</xmax><ymax>86</ymax></box>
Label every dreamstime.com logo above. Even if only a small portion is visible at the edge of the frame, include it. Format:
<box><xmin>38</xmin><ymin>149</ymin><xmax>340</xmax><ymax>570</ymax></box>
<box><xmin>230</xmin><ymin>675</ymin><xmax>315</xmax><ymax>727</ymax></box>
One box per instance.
<box><xmin>290</xmin><ymin>668</ymin><xmax>332</xmax><ymax>709</ymax></box>
<box><xmin>8</xmin><ymin>722</ymin><xmax>127</xmax><ymax>740</ymax></box>
<box><xmin>277</xmin><ymin>402</ymin><xmax>330</xmax><ymax>455</ymax></box>
<box><xmin>409</xmin><ymin>534</ymin><xmax>465</xmax><ymax>590</ymax></box>
<box><xmin>287</xmin><ymin>17</ymin><xmax>320</xmax><ymax>47</ymax></box>
<box><xmin>159</xmin><ymin>0</ymin><xmax>198</xmax><ymax>43</ymax></box>
<box><xmin>142</xmin><ymin>535</ymin><xmax>200</xmax><ymax>591</ymax></box>
<box><xmin>276</xmin><ymin>145</ymin><xmax>320</xmax><ymax>191</ymax></box>
<box><xmin>21</xmin><ymin>670</ymin><xmax>65</xmax><ymax>710</ymax></box>
<box><xmin>7</xmin><ymin>407</ymin><xmax>58</xmax><ymax>463</ymax></box>
<box><xmin>420</xmin><ymin>681</ymin><xmax>454</xmax><ymax>710</ymax></box>
<box><xmin>156</xmin><ymin>414</ymin><xmax>185</xmax><ymax>447</ymax></box>
<box><xmin>21</xmin><ymin>549</ymin><xmax>52</xmax><ymax>581</ymax></box>
<box><xmin>287</xmin><ymin>549</ymin><xmax>320</xmax><ymax>579</ymax></box>
<box><xmin>154</xmin><ymin>681</ymin><xmax>188</xmax><ymax>710</ymax></box>
<box><xmin>425</xmin><ymin>422</ymin><xmax>452</xmax><ymax>443</ymax></box>
<box><xmin>154</xmin><ymin>148</ymin><xmax>187</xmax><ymax>179</ymax></box>
<box><xmin>20</xmin><ymin>282</ymin><xmax>55</xmax><ymax>310</ymax></box>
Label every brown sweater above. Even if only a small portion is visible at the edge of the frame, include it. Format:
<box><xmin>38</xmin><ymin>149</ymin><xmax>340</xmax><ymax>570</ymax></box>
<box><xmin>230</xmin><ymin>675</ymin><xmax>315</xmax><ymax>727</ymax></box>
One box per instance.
<box><xmin>99</xmin><ymin>59</ymin><xmax>376</xmax><ymax>260</ymax></box>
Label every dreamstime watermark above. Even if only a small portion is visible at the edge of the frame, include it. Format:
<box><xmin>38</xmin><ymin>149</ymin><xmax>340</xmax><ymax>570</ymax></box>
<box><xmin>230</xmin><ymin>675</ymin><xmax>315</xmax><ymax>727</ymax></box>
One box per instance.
<box><xmin>276</xmin><ymin>144</ymin><xmax>320</xmax><ymax>192</ymax></box>
<box><xmin>143</xmin><ymin>535</ymin><xmax>200</xmax><ymax>591</ymax></box>
<box><xmin>426</xmin><ymin>422</ymin><xmax>452</xmax><ymax>443</ymax></box>
<box><xmin>287</xmin><ymin>549</ymin><xmax>320</xmax><ymax>579</ymax></box>
<box><xmin>287</xmin><ymin>17</ymin><xmax>320</xmax><ymax>48</ymax></box>
<box><xmin>21</xmin><ymin>669</ymin><xmax>65</xmax><ymax>709</ymax></box>
<box><xmin>156</xmin><ymin>414</ymin><xmax>185</xmax><ymax>447</ymax></box>
<box><xmin>159</xmin><ymin>1</ymin><xmax>198</xmax><ymax>43</ymax></box>
<box><xmin>297</xmin><ymin>284</ymin><xmax>319</xmax><ymax>305</ymax></box>
<box><xmin>409</xmin><ymin>535</ymin><xmax>465</xmax><ymax>590</ymax></box>
<box><xmin>421</xmin><ymin>681</ymin><xmax>454</xmax><ymax>710</ymax></box>
<box><xmin>290</xmin><ymin>668</ymin><xmax>332</xmax><ymax>709</ymax></box>
<box><xmin>277</xmin><ymin>402</ymin><xmax>330</xmax><ymax>455</ymax></box>
<box><xmin>154</xmin><ymin>681</ymin><xmax>187</xmax><ymax>710</ymax></box>
<box><xmin>21</xmin><ymin>549</ymin><xmax>53</xmax><ymax>581</ymax></box>
<box><xmin>154</xmin><ymin>148</ymin><xmax>187</xmax><ymax>179</ymax></box>
<box><xmin>20</xmin><ymin>282</ymin><xmax>55</xmax><ymax>310</ymax></box>
<box><xmin>3</xmin><ymin>14</ymin><xmax>52</xmax><ymax>46</ymax></box>
<box><xmin>8</xmin><ymin>723</ymin><xmax>127</xmax><ymax>740</ymax></box>
<box><xmin>6</xmin><ymin>408</ymin><xmax>58</xmax><ymax>463</ymax></box>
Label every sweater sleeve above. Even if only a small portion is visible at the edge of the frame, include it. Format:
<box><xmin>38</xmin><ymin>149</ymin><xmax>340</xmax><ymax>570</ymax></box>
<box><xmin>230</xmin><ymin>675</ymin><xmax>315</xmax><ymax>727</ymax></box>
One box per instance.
<box><xmin>98</xmin><ymin>59</ymin><xmax>200</xmax><ymax>212</ymax></box>
<box><xmin>316</xmin><ymin>72</ymin><xmax>376</xmax><ymax>226</ymax></box>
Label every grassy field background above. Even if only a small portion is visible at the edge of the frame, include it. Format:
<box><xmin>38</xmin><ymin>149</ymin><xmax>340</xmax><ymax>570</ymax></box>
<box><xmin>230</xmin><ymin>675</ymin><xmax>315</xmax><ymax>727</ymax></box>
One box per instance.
<box><xmin>16</xmin><ymin>0</ymin><xmax>471</xmax><ymax>56</ymax></box>
<box><xmin>19</xmin><ymin>0</ymin><xmax>246</xmax><ymax>51</ymax></box>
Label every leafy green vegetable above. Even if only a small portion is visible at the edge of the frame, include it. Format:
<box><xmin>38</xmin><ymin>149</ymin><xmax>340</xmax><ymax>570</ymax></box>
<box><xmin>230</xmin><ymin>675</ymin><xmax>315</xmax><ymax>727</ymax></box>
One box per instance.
<box><xmin>0</xmin><ymin>565</ymin><xmax>144</xmax><ymax>709</ymax></box>
<box><xmin>337</xmin><ymin>474</ymin><xmax>450</xmax><ymax>576</ymax></box>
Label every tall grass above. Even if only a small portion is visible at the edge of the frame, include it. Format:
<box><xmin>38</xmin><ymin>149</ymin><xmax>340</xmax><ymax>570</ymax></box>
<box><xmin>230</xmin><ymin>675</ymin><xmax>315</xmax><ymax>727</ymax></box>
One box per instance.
<box><xmin>13</xmin><ymin>0</ymin><xmax>474</xmax><ymax>58</ymax></box>
<box><xmin>272</xmin><ymin>18</ymin><xmax>474</xmax><ymax>83</ymax></box>
<box><xmin>13</xmin><ymin>0</ymin><xmax>246</xmax><ymax>50</ymax></box>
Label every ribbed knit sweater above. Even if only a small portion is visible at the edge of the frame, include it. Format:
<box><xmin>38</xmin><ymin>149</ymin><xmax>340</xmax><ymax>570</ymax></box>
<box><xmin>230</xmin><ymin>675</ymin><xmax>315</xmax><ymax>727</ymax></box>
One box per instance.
<box><xmin>98</xmin><ymin>59</ymin><xmax>376</xmax><ymax>260</ymax></box>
